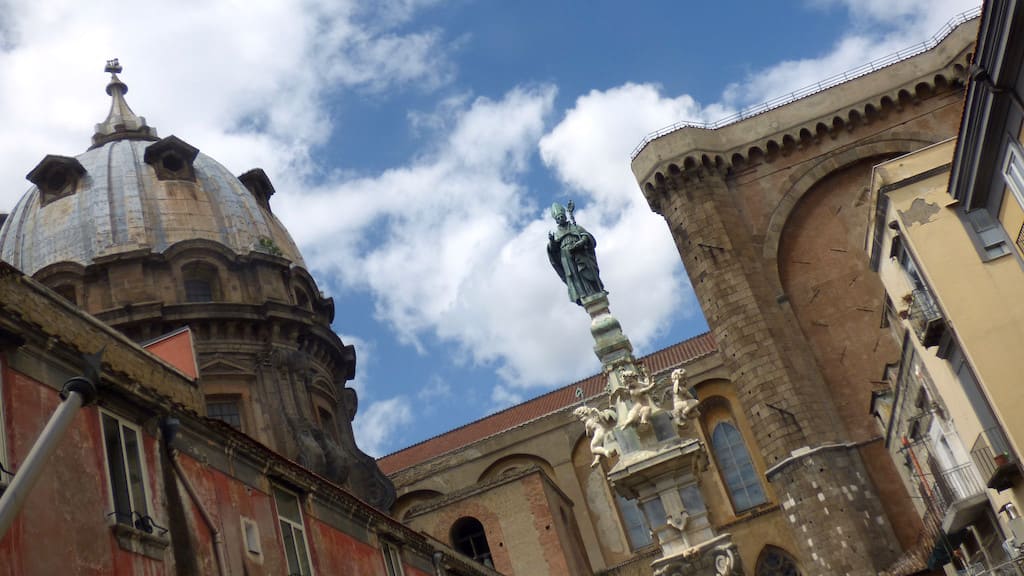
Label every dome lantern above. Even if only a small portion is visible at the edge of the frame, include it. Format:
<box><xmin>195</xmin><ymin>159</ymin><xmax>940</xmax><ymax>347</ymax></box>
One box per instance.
<box><xmin>91</xmin><ymin>58</ymin><xmax>158</xmax><ymax>149</ymax></box>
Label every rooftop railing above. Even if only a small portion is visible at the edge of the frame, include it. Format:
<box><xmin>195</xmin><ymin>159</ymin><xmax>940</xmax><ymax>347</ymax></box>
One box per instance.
<box><xmin>630</xmin><ymin>7</ymin><xmax>982</xmax><ymax>160</ymax></box>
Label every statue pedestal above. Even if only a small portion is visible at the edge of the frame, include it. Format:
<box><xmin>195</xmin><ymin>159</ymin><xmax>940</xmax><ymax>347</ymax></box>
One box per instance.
<box><xmin>573</xmin><ymin>290</ymin><xmax>743</xmax><ymax>576</ymax></box>
<box><xmin>650</xmin><ymin>533</ymin><xmax>743</xmax><ymax>576</ymax></box>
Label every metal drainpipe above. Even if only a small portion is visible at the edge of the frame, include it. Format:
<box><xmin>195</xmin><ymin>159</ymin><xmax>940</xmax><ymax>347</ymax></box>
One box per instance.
<box><xmin>0</xmin><ymin>375</ymin><xmax>98</xmax><ymax>539</ymax></box>
<box><xmin>162</xmin><ymin>419</ymin><xmax>229</xmax><ymax>576</ymax></box>
<box><xmin>432</xmin><ymin>551</ymin><xmax>445</xmax><ymax>576</ymax></box>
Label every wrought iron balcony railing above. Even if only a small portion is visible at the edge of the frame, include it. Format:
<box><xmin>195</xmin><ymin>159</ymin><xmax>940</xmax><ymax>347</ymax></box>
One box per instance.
<box><xmin>908</xmin><ymin>288</ymin><xmax>946</xmax><ymax>347</ymax></box>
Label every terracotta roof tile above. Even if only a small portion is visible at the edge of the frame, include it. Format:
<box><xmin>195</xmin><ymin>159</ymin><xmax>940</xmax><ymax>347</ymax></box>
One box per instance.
<box><xmin>378</xmin><ymin>332</ymin><xmax>716</xmax><ymax>475</ymax></box>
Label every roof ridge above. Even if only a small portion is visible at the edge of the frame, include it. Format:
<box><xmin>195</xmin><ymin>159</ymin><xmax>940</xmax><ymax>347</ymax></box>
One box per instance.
<box><xmin>377</xmin><ymin>331</ymin><xmax>715</xmax><ymax>468</ymax></box>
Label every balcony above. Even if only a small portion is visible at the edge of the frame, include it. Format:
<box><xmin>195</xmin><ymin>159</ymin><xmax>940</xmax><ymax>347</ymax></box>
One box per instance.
<box><xmin>908</xmin><ymin>288</ymin><xmax>946</xmax><ymax>347</ymax></box>
<box><xmin>971</xmin><ymin>427</ymin><xmax>1022</xmax><ymax>492</ymax></box>
<box><xmin>928</xmin><ymin>462</ymin><xmax>988</xmax><ymax>534</ymax></box>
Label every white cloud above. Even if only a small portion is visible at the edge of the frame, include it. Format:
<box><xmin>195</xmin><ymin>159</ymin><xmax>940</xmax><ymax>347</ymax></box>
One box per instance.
<box><xmin>540</xmin><ymin>84</ymin><xmax>732</xmax><ymax>212</ymax></box>
<box><xmin>418</xmin><ymin>375</ymin><xmax>452</xmax><ymax>401</ymax></box>
<box><xmin>725</xmin><ymin>0</ymin><xmax>980</xmax><ymax>108</ymax></box>
<box><xmin>352</xmin><ymin>396</ymin><xmax>413</xmax><ymax>457</ymax></box>
<box><xmin>287</xmin><ymin>83</ymin><xmax>704</xmax><ymax>394</ymax></box>
<box><xmin>0</xmin><ymin>0</ymin><xmax>451</xmax><ymax>211</ymax></box>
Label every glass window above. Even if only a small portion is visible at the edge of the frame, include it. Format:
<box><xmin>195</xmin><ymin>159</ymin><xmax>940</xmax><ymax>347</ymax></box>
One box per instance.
<box><xmin>756</xmin><ymin>546</ymin><xmax>802</xmax><ymax>576</ymax></box>
<box><xmin>206</xmin><ymin>397</ymin><xmax>242</xmax><ymax>429</ymax></box>
<box><xmin>381</xmin><ymin>542</ymin><xmax>405</xmax><ymax>576</ymax></box>
<box><xmin>711</xmin><ymin>422</ymin><xmax>767</xmax><ymax>513</ymax></box>
<box><xmin>1003</xmin><ymin>141</ymin><xmax>1024</xmax><ymax>208</ymax></box>
<box><xmin>274</xmin><ymin>486</ymin><xmax>313</xmax><ymax>576</ymax></box>
<box><xmin>184</xmin><ymin>278</ymin><xmax>213</xmax><ymax>302</ymax></box>
<box><xmin>615</xmin><ymin>495</ymin><xmax>652</xmax><ymax>550</ymax></box>
<box><xmin>182</xmin><ymin>262</ymin><xmax>218</xmax><ymax>302</ymax></box>
<box><xmin>101</xmin><ymin>411</ymin><xmax>150</xmax><ymax>528</ymax></box>
<box><xmin>450</xmin><ymin>517</ymin><xmax>494</xmax><ymax>568</ymax></box>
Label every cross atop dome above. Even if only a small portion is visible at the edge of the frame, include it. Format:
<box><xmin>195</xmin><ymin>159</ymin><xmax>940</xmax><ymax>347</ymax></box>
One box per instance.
<box><xmin>91</xmin><ymin>58</ymin><xmax>158</xmax><ymax>148</ymax></box>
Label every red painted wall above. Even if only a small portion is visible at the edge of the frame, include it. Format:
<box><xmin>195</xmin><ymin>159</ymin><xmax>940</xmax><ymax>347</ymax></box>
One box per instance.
<box><xmin>0</xmin><ymin>359</ymin><xmax>443</xmax><ymax>576</ymax></box>
<box><xmin>0</xmin><ymin>366</ymin><xmax>168</xmax><ymax>576</ymax></box>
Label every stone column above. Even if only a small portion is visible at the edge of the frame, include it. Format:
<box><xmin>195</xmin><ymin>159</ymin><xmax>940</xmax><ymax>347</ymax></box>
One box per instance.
<box><xmin>578</xmin><ymin>292</ymin><xmax>742</xmax><ymax>576</ymax></box>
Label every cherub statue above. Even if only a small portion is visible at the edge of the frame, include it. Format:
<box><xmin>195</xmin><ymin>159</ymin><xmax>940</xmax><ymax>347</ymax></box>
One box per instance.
<box><xmin>574</xmin><ymin>406</ymin><xmax>618</xmax><ymax>467</ymax></box>
<box><xmin>617</xmin><ymin>368</ymin><xmax>660</xmax><ymax>429</ymax></box>
<box><xmin>669</xmin><ymin>368</ymin><xmax>700</xmax><ymax>427</ymax></box>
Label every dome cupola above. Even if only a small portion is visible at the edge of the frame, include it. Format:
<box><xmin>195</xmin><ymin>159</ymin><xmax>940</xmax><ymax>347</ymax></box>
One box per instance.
<box><xmin>0</xmin><ymin>61</ymin><xmax>395</xmax><ymax>510</ymax></box>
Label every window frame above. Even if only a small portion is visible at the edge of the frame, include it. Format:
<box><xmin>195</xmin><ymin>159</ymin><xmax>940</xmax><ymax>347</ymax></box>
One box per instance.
<box><xmin>99</xmin><ymin>408</ymin><xmax>152</xmax><ymax>528</ymax></box>
<box><xmin>273</xmin><ymin>485</ymin><xmax>315</xmax><ymax>576</ymax></box>
<box><xmin>711</xmin><ymin>421</ymin><xmax>768</xmax><ymax>514</ymax></box>
<box><xmin>206</xmin><ymin>395</ymin><xmax>243</xmax><ymax>429</ymax></box>
<box><xmin>1003</xmin><ymin>138</ymin><xmax>1024</xmax><ymax>210</ymax></box>
<box><xmin>381</xmin><ymin>541</ymin><xmax>405</xmax><ymax>576</ymax></box>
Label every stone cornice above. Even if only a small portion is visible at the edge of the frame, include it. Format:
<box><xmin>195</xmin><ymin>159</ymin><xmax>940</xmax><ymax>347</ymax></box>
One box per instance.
<box><xmin>632</xmin><ymin>17</ymin><xmax>978</xmax><ymax>191</ymax></box>
<box><xmin>0</xmin><ymin>261</ymin><xmax>203</xmax><ymax>412</ymax></box>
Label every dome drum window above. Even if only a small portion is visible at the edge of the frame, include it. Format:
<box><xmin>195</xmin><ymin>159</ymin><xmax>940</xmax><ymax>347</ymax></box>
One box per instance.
<box><xmin>144</xmin><ymin>136</ymin><xmax>199</xmax><ymax>181</ymax></box>
<box><xmin>26</xmin><ymin>155</ymin><xmax>87</xmax><ymax>207</ymax></box>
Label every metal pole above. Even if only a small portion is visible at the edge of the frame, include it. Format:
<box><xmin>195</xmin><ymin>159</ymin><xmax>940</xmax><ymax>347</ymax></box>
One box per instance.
<box><xmin>0</xmin><ymin>376</ymin><xmax>97</xmax><ymax>539</ymax></box>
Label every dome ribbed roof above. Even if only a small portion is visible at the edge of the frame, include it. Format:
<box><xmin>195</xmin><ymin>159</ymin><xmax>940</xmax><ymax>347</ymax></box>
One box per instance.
<box><xmin>0</xmin><ymin>62</ymin><xmax>305</xmax><ymax>274</ymax></box>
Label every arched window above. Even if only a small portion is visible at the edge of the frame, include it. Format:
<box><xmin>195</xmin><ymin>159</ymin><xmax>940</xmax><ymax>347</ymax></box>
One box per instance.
<box><xmin>711</xmin><ymin>422</ymin><xmax>767</xmax><ymax>512</ymax></box>
<box><xmin>756</xmin><ymin>545</ymin><xmax>801</xmax><ymax>576</ymax></box>
<box><xmin>450</xmin><ymin>517</ymin><xmax>493</xmax><ymax>568</ymax></box>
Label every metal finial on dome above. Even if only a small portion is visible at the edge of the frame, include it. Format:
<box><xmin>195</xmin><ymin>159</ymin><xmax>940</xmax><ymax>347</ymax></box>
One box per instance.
<box><xmin>91</xmin><ymin>58</ymin><xmax>158</xmax><ymax>148</ymax></box>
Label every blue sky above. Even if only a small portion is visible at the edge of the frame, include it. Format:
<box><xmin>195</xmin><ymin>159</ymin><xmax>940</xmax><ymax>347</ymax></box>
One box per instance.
<box><xmin>0</xmin><ymin>0</ymin><xmax>979</xmax><ymax>456</ymax></box>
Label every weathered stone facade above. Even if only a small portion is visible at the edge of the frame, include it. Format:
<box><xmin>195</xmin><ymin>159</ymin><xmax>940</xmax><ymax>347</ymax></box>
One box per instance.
<box><xmin>631</xmin><ymin>15</ymin><xmax>978</xmax><ymax>575</ymax></box>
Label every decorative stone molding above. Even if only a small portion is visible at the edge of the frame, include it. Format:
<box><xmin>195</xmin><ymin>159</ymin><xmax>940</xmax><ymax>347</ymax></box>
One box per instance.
<box><xmin>651</xmin><ymin>534</ymin><xmax>743</xmax><ymax>576</ymax></box>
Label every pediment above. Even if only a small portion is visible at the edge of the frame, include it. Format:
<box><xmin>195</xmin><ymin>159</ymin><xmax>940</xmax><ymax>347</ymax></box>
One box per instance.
<box><xmin>199</xmin><ymin>358</ymin><xmax>254</xmax><ymax>376</ymax></box>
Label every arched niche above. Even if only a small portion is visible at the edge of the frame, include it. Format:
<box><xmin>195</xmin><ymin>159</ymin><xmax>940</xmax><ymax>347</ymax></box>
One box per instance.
<box><xmin>392</xmin><ymin>489</ymin><xmax>444</xmax><ymax>521</ymax></box>
<box><xmin>775</xmin><ymin>155</ymin><xmax>903</xmax><ymax>443</ymax></box>
<box><xmin>476</xmin><ymin>453</ymin><xmax>555</xmax><ymax>484</ymax></box>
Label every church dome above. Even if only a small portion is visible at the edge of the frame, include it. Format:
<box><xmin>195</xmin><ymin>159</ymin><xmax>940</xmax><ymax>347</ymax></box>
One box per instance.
<box><xmin>0</xmin><ymin>63</ymin><xmax>304</xmax><ymax>275</ymax></box>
